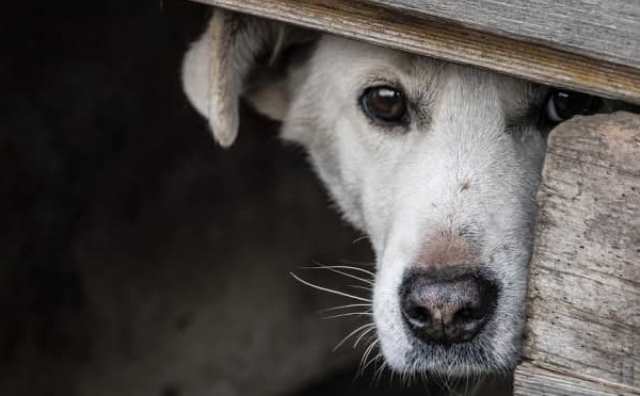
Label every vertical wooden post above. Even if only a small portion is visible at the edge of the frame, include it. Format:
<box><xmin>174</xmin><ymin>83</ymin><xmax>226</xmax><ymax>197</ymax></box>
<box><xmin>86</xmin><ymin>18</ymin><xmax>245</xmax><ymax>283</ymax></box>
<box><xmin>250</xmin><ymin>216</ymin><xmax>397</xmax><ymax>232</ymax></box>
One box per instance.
<box><xmin>514</xmin><ymin>112</ymin><xmax>640</xmax><ymax>395</ymax></box>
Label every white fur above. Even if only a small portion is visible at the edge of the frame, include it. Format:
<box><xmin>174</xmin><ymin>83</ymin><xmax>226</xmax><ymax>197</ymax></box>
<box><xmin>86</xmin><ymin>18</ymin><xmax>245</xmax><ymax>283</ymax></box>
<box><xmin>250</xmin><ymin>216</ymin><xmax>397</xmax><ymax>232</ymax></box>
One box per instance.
<box><xmin>182</xmin><ymin>18</ymin><xmax>548</xmax><ymax>378</ymax></box>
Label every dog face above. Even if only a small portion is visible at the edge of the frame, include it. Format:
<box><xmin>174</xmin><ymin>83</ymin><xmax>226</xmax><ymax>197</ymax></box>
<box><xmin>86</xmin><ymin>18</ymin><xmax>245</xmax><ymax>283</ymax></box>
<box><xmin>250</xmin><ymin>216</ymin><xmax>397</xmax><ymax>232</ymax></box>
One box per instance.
<box><xmin>280</xmin><ymin>37</ymin><xmax>547</xmax><ymax>376</ymax></box>
<box><xmin>182</xmin><ymin>11</ymin><xmax>602</xmax><ymax>377</ymax></box>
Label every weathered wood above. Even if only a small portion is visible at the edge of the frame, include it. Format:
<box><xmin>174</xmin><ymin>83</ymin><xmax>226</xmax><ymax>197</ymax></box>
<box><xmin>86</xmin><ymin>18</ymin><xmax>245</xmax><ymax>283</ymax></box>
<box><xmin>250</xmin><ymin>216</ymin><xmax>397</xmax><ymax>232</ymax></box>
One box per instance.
<box><xmin>368</xmin><ymin>0</ymin><xmax>640</xmax><ymax>69</ymax></box>
<box><xmin>191</xmin><ymin>0</ymin><xmax>640</xmax><ymax>105</ymax></box>
<box><xmin>514</xmin><ymin>112</ymin><xmax>640</xmax><ymax>394</ymax></box>
<box><xmin>515</xmin><ymin>362</ymin><xmax>640</xmax><ymax>396</ymax></box>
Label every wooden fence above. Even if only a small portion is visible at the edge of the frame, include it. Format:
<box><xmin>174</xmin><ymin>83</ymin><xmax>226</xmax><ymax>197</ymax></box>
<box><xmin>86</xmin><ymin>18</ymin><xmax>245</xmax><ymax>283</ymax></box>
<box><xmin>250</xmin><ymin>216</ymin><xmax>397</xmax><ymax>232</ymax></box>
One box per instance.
<box><xmin>186</xmin><ymin>1</ymin><xmax>640</xmax><ymax>394</ymax></box>
<box><xmin>514</xmin><ymin>112</ymin><xmax>640</xmax><ymax>396</ymax></box>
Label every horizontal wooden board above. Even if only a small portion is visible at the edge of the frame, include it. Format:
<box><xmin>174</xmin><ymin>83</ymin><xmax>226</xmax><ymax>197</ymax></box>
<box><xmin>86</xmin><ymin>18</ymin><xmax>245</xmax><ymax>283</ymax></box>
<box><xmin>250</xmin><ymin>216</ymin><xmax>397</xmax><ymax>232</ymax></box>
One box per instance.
<box><xmin>368</xmin><ymin>0</ymin><xmax>640</xmax><ymax>70</ymax></box>
<box><xmin>191</xmin><ymin>0</ymin><xmax>640</xmax><ymax>105</ymax></box>
<box><xmin>517</xmin><ymin>112</ymin><xmax>640</xmax><ymax>391</ymax></box>
<box><xmin>515</xmin><ymin>363</ymin><xmax>640</xmax><ymax>396</ymax></box>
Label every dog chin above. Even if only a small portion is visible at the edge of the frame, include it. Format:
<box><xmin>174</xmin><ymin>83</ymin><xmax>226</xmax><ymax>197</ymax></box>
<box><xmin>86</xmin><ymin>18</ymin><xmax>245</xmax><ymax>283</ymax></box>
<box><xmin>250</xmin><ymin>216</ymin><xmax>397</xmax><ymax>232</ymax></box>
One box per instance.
<box><xmin>408</xmin><ymin>343</ymin><xmax>509</xmax><ymax>377</ymax></box>
<box><xmin>378</xmin><ymin>318</ymin><xmax>518</xmax><ymax>378</ymax></box>
<box><xmin>385</xmin><ymin>349</ymin><xmax>513</xmax><ymax>380</ymax></box>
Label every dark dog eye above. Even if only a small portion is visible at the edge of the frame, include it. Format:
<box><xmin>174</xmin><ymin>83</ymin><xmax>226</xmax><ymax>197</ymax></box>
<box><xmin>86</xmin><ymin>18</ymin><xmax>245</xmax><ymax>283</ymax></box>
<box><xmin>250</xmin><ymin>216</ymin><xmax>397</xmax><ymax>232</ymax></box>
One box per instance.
<box><xmin>545</xmin><ymin>90</ymin><xmax>601</xmax><ymax>123</ymax></box>
<box><xmin>360</xmin><ymin>86</ymin><xmax>407</xmax><ymax>124</ymax></box>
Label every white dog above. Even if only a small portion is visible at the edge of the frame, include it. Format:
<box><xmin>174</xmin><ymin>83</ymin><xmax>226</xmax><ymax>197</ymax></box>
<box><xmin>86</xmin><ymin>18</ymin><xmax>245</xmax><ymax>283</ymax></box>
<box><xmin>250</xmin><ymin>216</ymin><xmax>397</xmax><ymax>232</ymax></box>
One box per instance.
<box><xmin>181</xmin><ymin>9</ymin><xmax>605</xmax><ymax>380</ymax></box>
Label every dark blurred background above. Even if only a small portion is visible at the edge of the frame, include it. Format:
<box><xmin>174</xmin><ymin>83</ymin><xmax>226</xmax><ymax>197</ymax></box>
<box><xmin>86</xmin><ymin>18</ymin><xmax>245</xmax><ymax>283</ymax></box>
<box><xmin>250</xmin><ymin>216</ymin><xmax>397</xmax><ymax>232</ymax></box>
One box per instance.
<box><xmin>0</xmin><ymin>2</ymin><xmax>510</xmax><ymax>395</ymax></box>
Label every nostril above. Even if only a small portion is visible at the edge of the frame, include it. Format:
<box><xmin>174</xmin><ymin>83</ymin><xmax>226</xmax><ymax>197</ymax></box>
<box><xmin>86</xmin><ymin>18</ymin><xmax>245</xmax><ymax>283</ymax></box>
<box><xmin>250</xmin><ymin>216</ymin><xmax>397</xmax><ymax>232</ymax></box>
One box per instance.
<box><xmin>453</xmin><ymin>305</ymin><xmax>485</xmax><ymax>323</ymax></box>
<box><xmin>454</xmin><ymin>307</ymin><xmax>475</xmax><ymax>321</ymax></box>
<box><xmin>406</xmin><ymin>305</ymin><xmax>432</xmax><ymax>327</ymax></box>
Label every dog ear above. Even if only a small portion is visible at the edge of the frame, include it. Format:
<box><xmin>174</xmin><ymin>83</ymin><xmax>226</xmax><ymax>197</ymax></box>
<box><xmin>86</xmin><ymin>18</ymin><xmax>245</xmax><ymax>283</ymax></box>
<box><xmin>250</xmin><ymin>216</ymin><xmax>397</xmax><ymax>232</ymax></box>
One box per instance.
<box><xmin>182</xmin><ymin>9</ymin><xmax>315</xmax><ymax>147</ymax></box>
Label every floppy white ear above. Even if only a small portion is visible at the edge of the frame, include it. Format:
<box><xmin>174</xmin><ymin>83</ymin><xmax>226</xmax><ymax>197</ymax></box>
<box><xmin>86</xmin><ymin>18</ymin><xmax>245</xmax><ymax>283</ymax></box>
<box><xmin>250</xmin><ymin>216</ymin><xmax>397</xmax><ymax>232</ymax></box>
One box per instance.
<box><xmin>182</xmin><ymin>10</ymin><xmax>268</xmax><ymax>146</ymax></box>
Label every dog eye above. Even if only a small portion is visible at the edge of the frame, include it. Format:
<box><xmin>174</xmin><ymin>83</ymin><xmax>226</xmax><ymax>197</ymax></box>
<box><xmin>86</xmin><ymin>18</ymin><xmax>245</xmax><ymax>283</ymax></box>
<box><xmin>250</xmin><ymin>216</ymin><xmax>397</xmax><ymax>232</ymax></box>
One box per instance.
<box><xmin>360</xmin><ymin>86</ymin><xmax>407</xmax><ymax>124</ymax></box>
<box><xmin>544</xmin><ymin>90</ymin><xmax>601</xmax><ymax>123</ymax></box>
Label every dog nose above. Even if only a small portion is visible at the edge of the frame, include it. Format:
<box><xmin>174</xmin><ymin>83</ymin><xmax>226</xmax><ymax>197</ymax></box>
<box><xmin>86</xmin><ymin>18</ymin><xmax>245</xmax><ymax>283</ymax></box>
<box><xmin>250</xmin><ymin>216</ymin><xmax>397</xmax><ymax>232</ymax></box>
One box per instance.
<box><xmin>400</xmin><ymin>272</ymin><xmax>497</xmax><ymax>345</ymax></box>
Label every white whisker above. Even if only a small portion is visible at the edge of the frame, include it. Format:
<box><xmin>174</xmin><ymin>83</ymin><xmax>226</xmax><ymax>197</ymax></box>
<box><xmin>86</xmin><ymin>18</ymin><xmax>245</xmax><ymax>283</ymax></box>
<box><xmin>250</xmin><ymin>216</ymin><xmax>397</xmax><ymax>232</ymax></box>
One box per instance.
<box><xmin>353</xmin><ymin>325</ymin><xmax>376</xmax><ymax>348</ymax></box>
<box><xmin>373</xmin><ymin>359</ymin><xmax>388</xmax><ymax>385</ymax></box>
<box><xmin>305</xmin><ymin>263</ymin><xmax>375</xmax><ymax>281</ymax></box>
<box><xmin>352</xmin><ymin>235</ymin><xmax>369</xmax><ymax>244</ymax></box>
<box><xmin>318</xmin><ymin>303</ymin><xmax>371</xmax><ymax>313</ymax></box>
<box><xmin>305</xmin><ymin>266</ymin><xmax>374</xmax><ymax>286</ymax></box>
<box><xmin>332</xmin><ymin>323</ymin><xmax>375</xmax><ymax>352</ymax></box>
<box><xmin>362</xmin><ymin>352</ymin><xmax>383</xmax><ymax>372</ymax></box>
<box><xmin>289</xmin><ymin>272</ymin><xmax>371</xmax><ymax>302</ymax></box>
<box><xmin>358</xmin><ymin>338</ymin><xmax>379</xmax><ymax>375</ymax></box>
<box><xmin>339</xmin><ymin>259</ymin><xmax>377</xmax><ymax>271</ymax></box>
<box><xmin>347</xmin><ymin>284</ymin><xmax>372</xmax><ymax>292</ymax></box>
<box><xmin>323</xmin><ymin>312</ymin><xmax>372</xmax><ymax>320</ymax></box>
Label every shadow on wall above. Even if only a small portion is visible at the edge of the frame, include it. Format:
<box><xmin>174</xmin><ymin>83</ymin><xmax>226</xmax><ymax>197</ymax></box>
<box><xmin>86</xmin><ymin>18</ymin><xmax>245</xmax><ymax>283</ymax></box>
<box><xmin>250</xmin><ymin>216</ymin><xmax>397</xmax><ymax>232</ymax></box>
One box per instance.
<box><xmin>0</xmin><ymin>1</ymin><xmax>511</xmax><ymax>396</ymax></box>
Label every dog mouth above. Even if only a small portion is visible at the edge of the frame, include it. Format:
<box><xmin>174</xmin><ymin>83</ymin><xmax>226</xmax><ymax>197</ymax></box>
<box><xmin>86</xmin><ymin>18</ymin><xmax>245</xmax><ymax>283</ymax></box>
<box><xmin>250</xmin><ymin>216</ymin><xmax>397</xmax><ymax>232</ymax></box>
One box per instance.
<box><xmin>403</xmin><ymin>336</ymin><xmax>500</xmax><ymax>377</ymax></box>
<box><xmin>397</xmin><ymin>320</ymin><xmax>510</xmax><ymax>379</ymax></box>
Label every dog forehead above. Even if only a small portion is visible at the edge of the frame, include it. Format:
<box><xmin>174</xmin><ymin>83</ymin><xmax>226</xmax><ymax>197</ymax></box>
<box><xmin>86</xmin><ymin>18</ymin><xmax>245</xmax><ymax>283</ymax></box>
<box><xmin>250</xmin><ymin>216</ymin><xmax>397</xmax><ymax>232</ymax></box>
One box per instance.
<box><xmin>314</xmin><ymin>35</ymin><xmax>410</xmax><ymax>70</ymax></box>
<box><xmin>311</xmin><ymin>35</ymin><xmax>440</xmax><ymax>90</ymax></box>
<box><xmin>312</xmin><ymin>36</ymin><xmax>536</xmax><ymax>110</ymax></box>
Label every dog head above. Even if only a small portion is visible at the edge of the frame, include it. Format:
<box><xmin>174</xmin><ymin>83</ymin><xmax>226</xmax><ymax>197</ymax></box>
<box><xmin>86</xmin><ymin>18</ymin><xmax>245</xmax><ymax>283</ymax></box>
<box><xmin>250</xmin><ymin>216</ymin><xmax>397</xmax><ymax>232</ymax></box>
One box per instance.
<box><xmin>182</xmin><ymin>10</ymin><xmax>604</xmax><ymax>377</ymax></box>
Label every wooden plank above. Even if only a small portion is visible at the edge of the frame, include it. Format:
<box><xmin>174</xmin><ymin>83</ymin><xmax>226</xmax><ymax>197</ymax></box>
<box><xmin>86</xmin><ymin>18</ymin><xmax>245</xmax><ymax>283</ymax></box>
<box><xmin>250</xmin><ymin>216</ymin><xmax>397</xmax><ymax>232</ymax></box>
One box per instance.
<box><xmin>515</xmin><ymin>362</ymin><xmax>640</xmax><ymax>396</ymax></box>
<box><xmin>367</xmin><ymin>0</ymin><xmax>640</xmax><ymax>70</ymax></box>
<box><xmin>191</xmin><ymin>0</ymin><xmax>640</xmax><ymax>105</ymax></box>
<box><xmin>514</xmin><ymin>112</ymin><xmax>640</xmax><ymax>393</ymax></box>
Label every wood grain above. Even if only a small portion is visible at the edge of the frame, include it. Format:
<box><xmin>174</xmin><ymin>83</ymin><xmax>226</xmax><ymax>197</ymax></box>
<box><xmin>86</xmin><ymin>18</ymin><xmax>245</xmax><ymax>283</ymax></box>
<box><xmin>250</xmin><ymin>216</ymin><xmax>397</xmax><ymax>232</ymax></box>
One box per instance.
<box><xmin>191</xmin><ymin>0</ymin><xmax>640</xmax><ymax>105</ymax></box>
<box><xmin>368</xmin><ymin>0</ymin><xmax>640</xmax><ymax>69</ymax></box>
<box><xmin>515</xmin><ymin>362</ymin><xmax>640</xmax><ymax>396</ymax></box>
<box><xmin>514</xmin><ymin>112</ymin><xmax>640</xmax><ymax>394</ymax></box>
